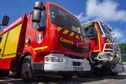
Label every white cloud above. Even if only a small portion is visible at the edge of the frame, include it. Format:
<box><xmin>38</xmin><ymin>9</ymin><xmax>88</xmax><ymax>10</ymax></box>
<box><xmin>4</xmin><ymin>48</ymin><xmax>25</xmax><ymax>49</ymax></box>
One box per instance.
<box><xmin>113</xmin><ymin>29</ymin><xmax>123</xmax><ymax>38</ymax></box>
<box><xmin>112</xmin><ymin>29</ymin><xmax>126</xmax><ymax>42</ymax></box>
<box><xmin>76</xmin><ymin>0</ymin><xmax>126</xmax><ymax>43</ymax></box>
<box><xmin>77</xmin><ymin>0</ymin><xmax>126</xmax><ymax>22</ymax></box>
<box><xmin>77</xmin><ymin>13</ymin><xmax>90</xmax><ymax>22</ymax></box>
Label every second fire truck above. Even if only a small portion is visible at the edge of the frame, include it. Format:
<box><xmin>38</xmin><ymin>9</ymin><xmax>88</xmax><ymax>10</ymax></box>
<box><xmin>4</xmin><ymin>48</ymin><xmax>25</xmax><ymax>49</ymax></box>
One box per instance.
<box><xmin>82</xmin><ymin>20</ymin><xmax>123</xmax><ymax>76</ymax></box>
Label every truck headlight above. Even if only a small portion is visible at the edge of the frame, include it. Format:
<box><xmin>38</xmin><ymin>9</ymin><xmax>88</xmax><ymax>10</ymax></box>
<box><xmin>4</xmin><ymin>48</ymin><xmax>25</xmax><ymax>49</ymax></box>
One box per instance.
<box><xmin>45</xmin><ymin>56</ymin><xmax>63</xmax><ymax>62</ymax></box>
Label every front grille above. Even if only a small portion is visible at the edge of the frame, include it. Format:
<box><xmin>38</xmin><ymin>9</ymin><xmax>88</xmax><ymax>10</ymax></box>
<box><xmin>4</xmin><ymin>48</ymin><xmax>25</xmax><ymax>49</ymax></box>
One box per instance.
<box><xmin>61</xmin><ymin>42</ymin><xmax>88</xmax><ymax>53</ymax></box>
<box><xmin>73</xmin><ymin>62</ymin><xmax>81</xmax><ymax>66</ymax></box>
<box><xmin>65</xmin><ymin>54</ymin><xmax>83</xmax><ymax>59</ymax></box>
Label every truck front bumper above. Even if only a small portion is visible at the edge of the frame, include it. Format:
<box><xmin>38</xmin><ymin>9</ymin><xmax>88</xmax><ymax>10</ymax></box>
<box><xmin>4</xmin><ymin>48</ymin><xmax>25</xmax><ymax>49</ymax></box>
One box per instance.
<box><xmin>96</xmin><ymin>52</ymin><xmax>115</xmax><ymax>61</ymax></box>
<box><xmin>33</xmin><ymin>53</ymin><xmax>91</xmax><ymax>72</ymax></box>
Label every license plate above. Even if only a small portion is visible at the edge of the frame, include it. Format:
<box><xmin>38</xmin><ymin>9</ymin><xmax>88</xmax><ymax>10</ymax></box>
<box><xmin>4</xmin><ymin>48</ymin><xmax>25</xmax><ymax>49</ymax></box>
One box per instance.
<box><xmin>73</xmin><ymin>67</ymin><xmax>83</xmax><ymax>71</ymax></box>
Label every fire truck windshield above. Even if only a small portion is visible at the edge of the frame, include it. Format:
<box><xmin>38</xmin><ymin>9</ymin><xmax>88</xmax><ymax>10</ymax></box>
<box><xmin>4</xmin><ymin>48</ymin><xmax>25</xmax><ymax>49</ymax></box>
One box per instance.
<box><xmin>50</xmin><ymin>4</ymin><xmax>81</xmax><ymax>34</ymax></box>
<box><xmin>100</xmin><ymin>23</ymin><xmax>112</xmax><ymax>40</ymax></box>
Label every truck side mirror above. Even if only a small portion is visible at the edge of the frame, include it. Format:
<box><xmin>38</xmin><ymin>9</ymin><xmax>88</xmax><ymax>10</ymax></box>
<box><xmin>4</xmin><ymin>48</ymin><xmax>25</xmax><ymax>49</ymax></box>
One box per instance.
<box><xmin>2</xmin><ymin>15</ymin><xmax>10</xmax><ymax>26</ymax></box>
<box><xmin>32</xmin><ymin>10</ymin><xmax>41</xmax><ymax>22</ymax></box>
<box><xmin>34</xmin><ymin>1</ymin><xmax>45</xmax><ymax>10</ymax></box>
<box><xmin>32</xmin><ymin>1</ymin><xmax>45</xmax><ymax>23</ymax></box>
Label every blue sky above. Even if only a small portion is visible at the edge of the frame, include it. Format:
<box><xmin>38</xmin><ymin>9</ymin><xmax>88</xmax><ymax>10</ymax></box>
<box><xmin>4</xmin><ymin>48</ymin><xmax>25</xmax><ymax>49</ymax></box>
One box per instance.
<box><xmin>0</xmin><ymin>0</ymin><xmax>126</xmax><ymax>43</ymax></box>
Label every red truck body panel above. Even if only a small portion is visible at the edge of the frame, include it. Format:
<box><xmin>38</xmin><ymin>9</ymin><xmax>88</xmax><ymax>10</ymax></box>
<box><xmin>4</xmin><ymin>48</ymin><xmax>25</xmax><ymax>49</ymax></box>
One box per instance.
<box><xmin>83</xmin><ymin>21</ymin><xmax>121</xmax><ymax>63</ymax></box>
<box><xmin>0</xmin><ymin>2</ymin><xmax>89</xmax><ymax>71</ymax></box>
<box><xmin>0</xmin><ymin>14</ymin><xmax>27</xmax><ymax>70</ymax></box>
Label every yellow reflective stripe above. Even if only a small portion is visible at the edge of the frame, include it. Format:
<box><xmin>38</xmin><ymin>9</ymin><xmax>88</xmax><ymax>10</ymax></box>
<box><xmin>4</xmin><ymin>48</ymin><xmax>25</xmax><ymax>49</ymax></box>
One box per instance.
<box><xmin>34</xmin><ymin>46</ymin><xmax>48</xmax><ymax>50</ymax></box>
<box><xmin>91</xmin><ymin>50</ymin><xmax>101</xmax><ymax>52</ymax></box>
<box><xmin>95</xmin><ymin>23</ymin><xmax>101</xmax><ymax>51</ymax></box>
<box><xmin>75</xmin><ymin>34</ymin><xmax>80</xmax><ymax>39</ymax></box>
<box><xmin>0</xmin><ymin>56</ymin><xmax>16</xmax><ymax>59</ymax></box>
<box><xmin>63</xmin><ymin>29</ymin><xmax>69</xmax><ymax>34</ymax></box>
<box><xmin>84</xmin><ymin>38</ymin><xmax>87</xmax><ymax>42</ymax></box>
<box><xmin>85</xmin><ymin>38</ymin><xmax>89</xmax><ymax>43</ymax></box>
<box><xmin>91</xmin><ymin>23</ymin><xmax>101</xmax><ymax>52</ymax></box>
<box><xmin>80</xmin><ymin>36</ymin><xmax>84</xmax><ymax>41</ymax></box>
<box><xmin>57</xmin><ymin>27</ymin><xmax>62</xmax><ymax>32</ymax></box>
<box><xmin>83</xmin><ymin>23</ymin><xmax>91</xmax><ymax>28</ymax></box>
<box><xmin>0</xmin><ymin>53</ymin><xmax>16</xmax><ymax>59</ymax></box>
<box><xmin>69</xmin><ymin>32</ymin><xmax>75</xmax><ymax>37</ymax></box>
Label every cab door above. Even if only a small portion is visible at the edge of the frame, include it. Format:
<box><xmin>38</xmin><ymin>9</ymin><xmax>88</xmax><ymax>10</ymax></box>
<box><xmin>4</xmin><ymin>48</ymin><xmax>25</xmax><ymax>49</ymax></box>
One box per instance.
<box><xmin>0</xmin><ymin>33</ymin><xmax>8</xmax><ymax>58</ymax></box>
<box><xmin>0</xmin><ymin>33</ymin><xmax>8</xmax><ymax>69</ymax></box>
<box><xmin>83</xmin><ymin>22</ymin><xmax>101</xmax><ymax>52</ymax></box>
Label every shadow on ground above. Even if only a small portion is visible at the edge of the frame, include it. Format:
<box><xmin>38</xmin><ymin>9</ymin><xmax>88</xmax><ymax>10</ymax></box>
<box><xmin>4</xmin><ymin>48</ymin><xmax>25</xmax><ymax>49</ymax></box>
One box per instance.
<box><xmin>0</xmin><ymin>73</ymin><xmax>126</xmax><ymax>84</ymax></box>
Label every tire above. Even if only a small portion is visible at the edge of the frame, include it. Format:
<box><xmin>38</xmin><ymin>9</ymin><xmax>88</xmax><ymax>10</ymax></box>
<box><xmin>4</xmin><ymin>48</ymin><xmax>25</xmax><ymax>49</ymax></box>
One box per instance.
<box><xmin>110</xmin><ymin>72</ymin><xmax>118</xmax><ymax>76</ymax></box>
<box><xmin>93</xmin><ymin>65</ymin><xmax>111</xmax><ymax>76</ymax></box>
<box><xmin>93</xmin><ymin>67</ymin><xmax>104</xmax><ymax>76</ymax></box>
<box><xmin>109</xmin><ymin>67</ymin><xmax>118</xmax><ymax>76</ymax></box>
<box><xmin>0</xmin><ymin>70</ymin><xmax>9</xmax><ymax>77</ymax></box>
<box><xmin>21</xmin><ymin>56</ymin><xmax>36</xmax><ymax>81</ymax></box>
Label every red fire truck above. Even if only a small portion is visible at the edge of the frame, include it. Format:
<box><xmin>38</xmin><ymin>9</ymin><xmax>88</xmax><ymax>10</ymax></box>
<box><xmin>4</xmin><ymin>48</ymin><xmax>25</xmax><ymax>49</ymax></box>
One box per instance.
<box><xmin>0</xmin><ymin>1</ymin><xmax>91</xmax><ymax>81</ymax></box>
<box><xmin>82</xmin><ymin>20</ymin><xmax>123</xmax><ymax>76</ymax></box>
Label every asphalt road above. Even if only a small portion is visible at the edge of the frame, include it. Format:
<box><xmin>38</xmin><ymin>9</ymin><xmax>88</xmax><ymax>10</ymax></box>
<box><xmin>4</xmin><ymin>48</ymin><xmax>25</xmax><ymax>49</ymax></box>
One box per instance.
<box><xmin>0</xmin><ymin>63</ymin><xmax>126</xmax><ymax>84</ymax></box>
<box><xmin>0</xmin><ymin>73</ymin><xmax>126</xmax><ymax>84</ymax></box>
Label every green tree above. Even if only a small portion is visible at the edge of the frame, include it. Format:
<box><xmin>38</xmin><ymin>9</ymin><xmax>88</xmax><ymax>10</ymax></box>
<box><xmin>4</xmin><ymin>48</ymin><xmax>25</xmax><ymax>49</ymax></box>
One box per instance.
<box><xmin>119</xmin><ymin>43</ymin><xmax>126</xmax><ymax>54</ymax></box>
<box><xmin>119</xmin><ymin>43</ymin><xmax>126</xmax><ymax>61</ymax></box>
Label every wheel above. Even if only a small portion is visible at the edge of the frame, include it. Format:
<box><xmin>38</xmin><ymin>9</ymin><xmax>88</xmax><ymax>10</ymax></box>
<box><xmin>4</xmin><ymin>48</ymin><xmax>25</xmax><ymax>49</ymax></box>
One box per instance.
<box><xmin>93</xmin><ymin>67</ymin><xmax>104</xmax><ymax>76</ymax></box>
<box><xmin>0</xmin><ymin>70</ymin><xmax>9</xmax><ymax>77</ymax></box>
<box><xmin>109</xmin><ymin>67</ymin><xmax>118</xmax><ymax>76</ymax></box>
<box><xmin>61</xmin><ymin>72</ymin><xmax>73</xmax><ymax>79</ymax></box>
<box><xmin>21</xmin><ymin>56</ymin><xmax>36</xmax><ymax>81</ymax></box>
<box><xmin>93</xmin><ymin>65</ymin><xmax>111</xmax><ymax>76</ymax></box>
<box><xmin>110</xmin><ymin>72</ymin><xmax>118</xmax><ymax>76</ymax></box>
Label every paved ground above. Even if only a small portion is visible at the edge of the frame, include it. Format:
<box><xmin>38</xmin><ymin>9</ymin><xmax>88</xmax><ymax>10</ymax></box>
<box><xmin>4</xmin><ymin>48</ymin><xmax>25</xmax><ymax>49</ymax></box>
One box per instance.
<box><xmin>0</xmin><ymin>73</ymin><xmax>126</xmax><ymax>84</ymax></box>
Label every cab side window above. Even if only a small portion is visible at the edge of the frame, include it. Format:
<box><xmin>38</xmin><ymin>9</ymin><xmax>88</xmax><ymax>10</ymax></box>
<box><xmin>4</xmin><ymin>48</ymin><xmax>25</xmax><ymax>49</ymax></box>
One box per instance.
<box><xmin>84</xmin><ymin>25</ymin><xmax>97</xmax><ymax>37</ymax></box>
<box><xmin>101</xmin><ymin>23</ymin><xmax>112</xmax><ymax>39</ymax></box>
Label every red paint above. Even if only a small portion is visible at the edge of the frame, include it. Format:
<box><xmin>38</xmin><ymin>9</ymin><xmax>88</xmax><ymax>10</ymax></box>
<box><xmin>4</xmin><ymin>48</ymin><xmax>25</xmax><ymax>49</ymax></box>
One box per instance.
<box><xmin>0</xmin><ymin>2</ymin><xmax>89</xmax><ymax>71</ymax></box>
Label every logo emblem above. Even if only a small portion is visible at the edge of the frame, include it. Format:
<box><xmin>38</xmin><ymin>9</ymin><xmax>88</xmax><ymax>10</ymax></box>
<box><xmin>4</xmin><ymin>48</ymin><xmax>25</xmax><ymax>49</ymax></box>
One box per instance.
<box><xmin>37</xmin><ymin>33</ymin><xmax>43</xmax><ymax>44</ymax></box>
